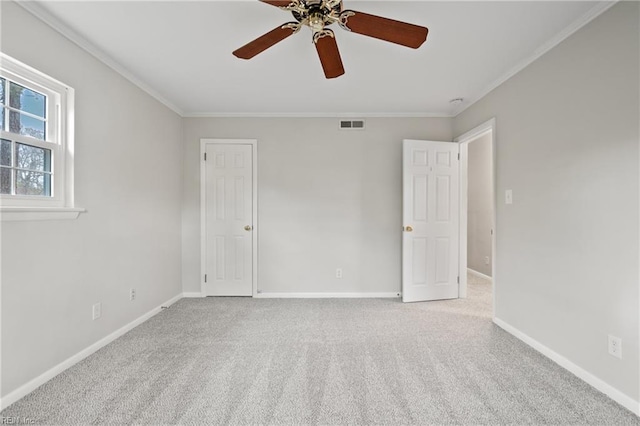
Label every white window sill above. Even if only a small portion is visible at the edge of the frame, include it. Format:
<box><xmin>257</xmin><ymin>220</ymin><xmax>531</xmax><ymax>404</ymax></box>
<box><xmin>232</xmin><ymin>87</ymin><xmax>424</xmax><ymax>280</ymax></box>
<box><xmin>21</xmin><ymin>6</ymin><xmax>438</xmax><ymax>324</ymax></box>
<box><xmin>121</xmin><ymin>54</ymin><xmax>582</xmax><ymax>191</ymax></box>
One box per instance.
<box><xmin>0</xmin><ymin>207</ymin><xmax>86</xmax><ymax>221</ymax></box>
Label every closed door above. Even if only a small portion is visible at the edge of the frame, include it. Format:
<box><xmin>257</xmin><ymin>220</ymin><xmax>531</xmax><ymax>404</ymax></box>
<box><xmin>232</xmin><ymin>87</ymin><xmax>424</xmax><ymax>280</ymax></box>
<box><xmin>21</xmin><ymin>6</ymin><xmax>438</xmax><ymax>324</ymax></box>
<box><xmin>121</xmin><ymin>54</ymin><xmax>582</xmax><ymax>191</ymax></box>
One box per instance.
<box><xmin>402</xmin><ymin>139</ymin><xmax>459</xmax><ymax>302</ymax></box>
<box><xmin>204</xmin><ymin>144</ymin><xmax>253</xmax><ymax>296</ymax></box>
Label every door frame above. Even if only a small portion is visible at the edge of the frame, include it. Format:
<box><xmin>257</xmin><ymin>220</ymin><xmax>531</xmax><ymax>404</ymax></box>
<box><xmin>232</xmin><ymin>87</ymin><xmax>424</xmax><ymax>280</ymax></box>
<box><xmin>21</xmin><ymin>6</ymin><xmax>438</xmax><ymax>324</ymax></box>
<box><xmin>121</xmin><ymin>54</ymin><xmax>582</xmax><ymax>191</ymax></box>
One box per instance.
<box><xmin>200</xmin><ymin>138</ymin><xmax>258</xmax><ymax>297</ymax></box>
<box><xmin>454</xmin><ymin>118</ymin><xmax>496</xmax><ymax>319</ymax></box>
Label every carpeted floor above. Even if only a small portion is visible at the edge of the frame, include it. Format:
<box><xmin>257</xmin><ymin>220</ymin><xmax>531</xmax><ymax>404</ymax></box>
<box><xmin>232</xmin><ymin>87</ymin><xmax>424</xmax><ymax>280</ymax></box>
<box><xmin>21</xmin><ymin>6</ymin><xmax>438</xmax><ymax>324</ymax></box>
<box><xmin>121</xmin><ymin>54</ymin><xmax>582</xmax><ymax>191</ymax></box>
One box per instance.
<box><xmin>2</xmin><ymin>275</ymin><xmax>638</xmax><ymax>425</ymax></box>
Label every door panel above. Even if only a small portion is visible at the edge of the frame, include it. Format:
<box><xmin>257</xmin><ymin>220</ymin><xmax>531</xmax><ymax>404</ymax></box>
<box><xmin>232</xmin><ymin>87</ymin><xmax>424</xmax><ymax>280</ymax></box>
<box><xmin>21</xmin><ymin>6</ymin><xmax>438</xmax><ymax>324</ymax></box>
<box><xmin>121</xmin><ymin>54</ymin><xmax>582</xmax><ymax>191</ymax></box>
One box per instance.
<box><xmin>412</xmin><ymin>237</ymin><xmax>428</xmax><ymax>284</ymax></box>
<box><xmin>205</xmin><ymin>144</ymin><xmax>253</xmax><ymax>296</ymax></box>
<box><xmin>435</xmin><ymin>237</ymin><xmax>450</xmax><ymax>284</ymax></box>
<box><xmin>413</xmin><ymin>175</ymin><xmax>428</xmax><ymax>221</ymax></box>
<box><xmin>402</xmin><ymin>140</ymin><xmax>459</xmax><ymax>302</ymax></box>
<box><xmin>436</xmin><ymin>175</ymin><xmax>451</xmax><ymax>221</ymax></box>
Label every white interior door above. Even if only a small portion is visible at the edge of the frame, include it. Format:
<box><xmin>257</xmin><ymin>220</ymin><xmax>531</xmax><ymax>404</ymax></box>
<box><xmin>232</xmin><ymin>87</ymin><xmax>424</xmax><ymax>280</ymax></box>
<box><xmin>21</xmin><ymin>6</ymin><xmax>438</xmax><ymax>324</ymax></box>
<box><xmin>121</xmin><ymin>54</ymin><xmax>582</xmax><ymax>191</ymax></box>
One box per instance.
<box><xmin>402</xmin><ymin>139</ymin><xmax>459</xmax><ymax>302</ymax></box>
<box><xmin>205</xmin><ymin>144</ymin><xmax>253</xmax><ymax>296</ymax></box>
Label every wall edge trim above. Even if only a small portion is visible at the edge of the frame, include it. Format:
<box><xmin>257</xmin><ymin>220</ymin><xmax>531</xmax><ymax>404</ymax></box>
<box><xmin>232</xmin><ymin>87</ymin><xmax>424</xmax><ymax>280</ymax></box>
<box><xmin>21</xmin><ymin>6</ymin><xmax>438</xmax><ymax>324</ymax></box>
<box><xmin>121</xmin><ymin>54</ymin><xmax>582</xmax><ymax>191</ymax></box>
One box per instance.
<box><xmin>184</xmin><ymin>112</ymin><xmax>453</xmax><ymax>118</ymax></box>
<box><xmin>452</xmin><ymin>1</ymin><xmax>618</xmax><ymax>117</ymax></box>
<box><xmin>467</xmin><ymin>268</ymin><xmax>492</xmax><ymax>282</ymax></box>
<box><xmin>493</xmin><ymin>317</ymin><xmax>639</xmax><ymax>416</ymax></box>
<box><xmin>0</xmin><ymin>293</ymin><xmax>183</xmax><ymax>410</ymax></box>
<box><xmin>254</xmin><ymin>292</ymin><xmax>401</xmax><ymax>298</ymax></box>
<box><xmin>14</xmin><ymin>1</ymin><xmax>185</xmax><ymax>116</ymax></box>
<box><xmin>182</xmin><ymin>292</ymin><xmax>205</xmax><ymax>298</ymax></box>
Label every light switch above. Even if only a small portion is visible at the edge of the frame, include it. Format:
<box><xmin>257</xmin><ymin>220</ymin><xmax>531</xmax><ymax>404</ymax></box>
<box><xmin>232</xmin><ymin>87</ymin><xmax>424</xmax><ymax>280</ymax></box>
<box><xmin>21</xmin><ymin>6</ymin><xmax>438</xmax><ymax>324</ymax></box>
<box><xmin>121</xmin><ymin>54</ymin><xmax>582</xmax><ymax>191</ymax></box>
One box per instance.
<box><xmin>505</xmin><ymin>190</ymin><xmax>513</xmax><ymax>205</ymax></box>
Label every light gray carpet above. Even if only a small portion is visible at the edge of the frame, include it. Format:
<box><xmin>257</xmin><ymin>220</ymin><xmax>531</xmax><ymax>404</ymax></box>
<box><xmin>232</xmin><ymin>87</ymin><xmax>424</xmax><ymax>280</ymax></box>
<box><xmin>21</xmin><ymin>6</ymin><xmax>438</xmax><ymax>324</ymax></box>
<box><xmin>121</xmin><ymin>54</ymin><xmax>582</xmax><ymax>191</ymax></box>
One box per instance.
<box><xmin>2</xmin><ymin>276</ymin><xmax>638</xmax><ymax>425</ymax></box>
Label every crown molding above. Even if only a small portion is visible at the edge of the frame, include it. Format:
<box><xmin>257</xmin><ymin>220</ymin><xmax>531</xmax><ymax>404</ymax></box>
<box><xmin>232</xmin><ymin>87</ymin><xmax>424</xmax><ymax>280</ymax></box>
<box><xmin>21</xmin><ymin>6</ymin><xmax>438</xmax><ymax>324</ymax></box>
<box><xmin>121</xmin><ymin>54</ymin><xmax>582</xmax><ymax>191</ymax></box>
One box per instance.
<box><xmin>15</xmin><ymin>0</ymin><xmax>185</xmax><ymax>117</ymax></box>
<box><xmin>15</xmin><ymin>0</ymin><xmax>617</xmax><ymax>120</ymax></box>
<box><xmin>451</xmin><ymin>1</ymin><xmax>618</xmax><ymax>117</ymax></box>
<box><xmin>183</xmin><ymin>112</ymin><xmax>453</xmax><ymax>118</ymax></box>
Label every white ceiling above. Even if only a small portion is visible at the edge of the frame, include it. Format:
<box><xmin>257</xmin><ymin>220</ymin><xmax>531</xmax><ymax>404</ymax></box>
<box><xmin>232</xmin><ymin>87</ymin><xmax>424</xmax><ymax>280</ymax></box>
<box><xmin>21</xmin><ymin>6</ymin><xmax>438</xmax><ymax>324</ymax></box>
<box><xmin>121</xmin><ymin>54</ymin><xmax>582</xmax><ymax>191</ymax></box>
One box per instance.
<box><xmin>29</xmin><ymin>1</ymin><xmax>605</xmax><ymax>116</ymax></box>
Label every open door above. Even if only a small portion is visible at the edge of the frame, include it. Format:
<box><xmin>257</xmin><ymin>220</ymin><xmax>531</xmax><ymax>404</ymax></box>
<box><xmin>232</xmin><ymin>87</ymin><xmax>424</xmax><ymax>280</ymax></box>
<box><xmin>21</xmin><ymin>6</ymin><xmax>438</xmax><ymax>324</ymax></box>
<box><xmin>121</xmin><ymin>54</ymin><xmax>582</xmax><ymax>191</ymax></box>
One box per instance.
<box><xmin>402</xmin><ymin>139</ymin><xmax>459</xmax><ymax>302</ymax></box>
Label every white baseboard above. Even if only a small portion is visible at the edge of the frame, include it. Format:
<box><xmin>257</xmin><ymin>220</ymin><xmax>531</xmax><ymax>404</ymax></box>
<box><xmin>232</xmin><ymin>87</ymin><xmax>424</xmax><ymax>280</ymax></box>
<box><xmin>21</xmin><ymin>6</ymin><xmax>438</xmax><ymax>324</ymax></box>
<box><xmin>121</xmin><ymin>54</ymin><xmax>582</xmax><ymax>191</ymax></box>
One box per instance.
<box><xmin>255</xmin><ymin>292</ymin><xmax>401</xmax><ymax>298</ymax></box>
<box><xmin>493</xmin><ymin>317</ymin><xmax>639</xmax><ymax>416</ymax></box>
<box><xmin>467</xmin><ymin>268</ymin><xmax>492</xmax><ymax>282</ymax></box>
<box><xmin>0</xmin><ymin>293</ymin><xmax>183</xmax><ymax>411</ymax></box>
<box><xmin>182</xmin><ymin>292</ymin><xmax>204</xmax><ymax>298</ymax></box>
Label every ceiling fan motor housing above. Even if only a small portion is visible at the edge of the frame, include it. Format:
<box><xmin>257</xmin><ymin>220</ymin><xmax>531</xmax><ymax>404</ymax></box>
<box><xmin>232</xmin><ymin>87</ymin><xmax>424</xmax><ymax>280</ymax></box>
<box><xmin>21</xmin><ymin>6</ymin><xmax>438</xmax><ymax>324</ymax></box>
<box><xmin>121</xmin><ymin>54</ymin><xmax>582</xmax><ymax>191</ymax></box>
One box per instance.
<box><xmin>292</xmin><ymin>0</ymin><xmax>343</xmax><ymax>31</ymax></box>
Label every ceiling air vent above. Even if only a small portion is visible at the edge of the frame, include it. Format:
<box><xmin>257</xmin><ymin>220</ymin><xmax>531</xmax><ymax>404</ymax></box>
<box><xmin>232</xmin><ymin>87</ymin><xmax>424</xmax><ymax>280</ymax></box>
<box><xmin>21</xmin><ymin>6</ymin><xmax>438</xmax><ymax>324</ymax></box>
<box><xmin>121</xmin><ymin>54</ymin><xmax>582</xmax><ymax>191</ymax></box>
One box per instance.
<box><xmin>339</xmin><ymin>119</ymin><xmax>365</xmax><ymax>130</ymax></box>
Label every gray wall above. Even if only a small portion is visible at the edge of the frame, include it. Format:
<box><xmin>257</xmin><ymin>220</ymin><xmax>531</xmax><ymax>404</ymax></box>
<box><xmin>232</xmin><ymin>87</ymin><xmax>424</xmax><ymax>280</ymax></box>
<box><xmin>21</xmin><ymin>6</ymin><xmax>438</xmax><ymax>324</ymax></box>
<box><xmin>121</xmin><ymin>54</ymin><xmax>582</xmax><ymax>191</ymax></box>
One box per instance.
<box><xmin>454</xmin><ymin>2</ymin><xmax>639</xmax><ymax>401</ymax></box>
<box><xmin>1</xmin><ymin>2</ymin><xmax>183</xmax><ymax>398</ymax></box>
<box><xmin>3</xmin><ymin>0</ymin><xmax>637</xmax><ymax>410</ymax></box>
<box><xmin>182</xmin><ymin>117</ymin><xmax>453</xmax><ymax>294</ymax></box>
<box><xmin>467</xmin><ymin>133</ymin><xmax>493</xmax><ymax>276</ymax></box>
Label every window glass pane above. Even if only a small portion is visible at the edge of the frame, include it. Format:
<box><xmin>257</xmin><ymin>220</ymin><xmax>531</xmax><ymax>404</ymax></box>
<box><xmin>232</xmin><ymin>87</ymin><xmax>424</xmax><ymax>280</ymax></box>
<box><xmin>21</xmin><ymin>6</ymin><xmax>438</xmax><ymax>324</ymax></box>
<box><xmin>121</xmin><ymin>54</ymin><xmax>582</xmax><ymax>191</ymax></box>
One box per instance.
<box><xmin>0</xmin><ymin>107</ymin><xmax>4</xmax><ymax>131</ymax></box>
<box><xmin>0</xmin><ymin>167</ymin><xmax>10</xmax><ymax>194</ymax></box>
<box><xmin>15</xmin><ymin>170</ymin><xmax>50</xmax><ymax>196</ymax></box>
<box><xmin>9</xmin><ymin>111</ymin><xmax>45</xmax><ymax>140</ymax></box>
<box><xmin>0</xmin><ymin>78</ymin><xmax>5</xmax><ymax>105</ymax></box>
<box><xmin>15</xmin><ymin>143</ymin><xmax>51</xmax><ymax>172</ymax></box>
<box><xmin>1</xmin><ymin>139</ymin><xmax>10</xmax><ymax>166</ymax></box>
<box><xmin>9</xmin><ymin>82</ymin><xmax>45</xmax><ymax>118</ymax></box>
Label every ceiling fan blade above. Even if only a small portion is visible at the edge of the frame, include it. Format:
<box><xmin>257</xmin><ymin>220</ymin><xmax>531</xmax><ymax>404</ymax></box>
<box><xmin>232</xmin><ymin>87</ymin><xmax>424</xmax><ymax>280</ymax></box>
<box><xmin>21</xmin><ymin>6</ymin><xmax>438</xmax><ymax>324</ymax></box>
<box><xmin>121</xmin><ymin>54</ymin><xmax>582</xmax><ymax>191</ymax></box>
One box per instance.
<box><xmin>259</xmin><ymin>1</ymin><xmax>293</xmax><ymax>8</ymax></box>
<box><xmin>340</xmin><ymin>10</ymin><xmax>428</xmax><ymax>49</ymax></box>
<box><xmin>314</xmin><ymin>30</ymin><xmax>345</xmax><ymax>79</ymax></box>
<box><xmin>233</xmin><ymin>23</ymin><xmax>299</xmax><ymax>59</ymax></box>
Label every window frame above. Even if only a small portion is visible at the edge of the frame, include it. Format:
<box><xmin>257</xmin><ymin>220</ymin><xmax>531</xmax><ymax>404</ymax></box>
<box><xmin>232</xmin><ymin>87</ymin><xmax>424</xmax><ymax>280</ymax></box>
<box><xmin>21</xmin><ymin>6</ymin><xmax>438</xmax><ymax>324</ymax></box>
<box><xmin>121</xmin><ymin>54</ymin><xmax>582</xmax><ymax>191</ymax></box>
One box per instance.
<box><xmin>0</xmin><ymin>53</ymin><xmax>78</xmax><ymax>217</ymax></box>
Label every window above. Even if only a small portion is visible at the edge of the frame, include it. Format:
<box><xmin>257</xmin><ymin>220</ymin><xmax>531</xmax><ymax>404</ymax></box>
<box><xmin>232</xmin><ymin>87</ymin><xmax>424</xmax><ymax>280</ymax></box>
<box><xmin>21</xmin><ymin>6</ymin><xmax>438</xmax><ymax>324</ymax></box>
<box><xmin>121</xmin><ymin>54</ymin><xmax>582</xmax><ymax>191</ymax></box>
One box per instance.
<box><xmin>0</xmin><ymin>53</ymin><xmax>79</xmax><ymax>219</ymax></box>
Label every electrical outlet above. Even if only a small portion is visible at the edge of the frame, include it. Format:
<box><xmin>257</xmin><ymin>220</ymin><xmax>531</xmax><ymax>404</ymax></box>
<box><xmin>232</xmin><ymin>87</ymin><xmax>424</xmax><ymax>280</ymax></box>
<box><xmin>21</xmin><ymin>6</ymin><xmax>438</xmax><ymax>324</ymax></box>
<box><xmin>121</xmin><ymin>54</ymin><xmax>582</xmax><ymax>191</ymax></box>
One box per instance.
<box><xmin>92</xmin><ymin>302</ymin><xmax>101</xmax><ymax>320</ymax></box>
<box><xmin>130</xmin><ymin>288</ymin><xmax>136</xmax><ymax>301</ymax></box>
<box><xmin>336</xmin><ymin>268</ymin><xmax>343</xmax><ymax>279</ymax></box>
<box><xmin>505</xmin><ymin>189</ymin><xmax>513</xmax><ymax>205</ymax></box>
<box><xmin>608</xmin><ymin>335</ymin><xmax>622</xmax><ymax>359</ymax></box>
<box><xmin>484</xmin><ymin>256</ymin><xmax>490</xmax><ymax>265</ymax></box>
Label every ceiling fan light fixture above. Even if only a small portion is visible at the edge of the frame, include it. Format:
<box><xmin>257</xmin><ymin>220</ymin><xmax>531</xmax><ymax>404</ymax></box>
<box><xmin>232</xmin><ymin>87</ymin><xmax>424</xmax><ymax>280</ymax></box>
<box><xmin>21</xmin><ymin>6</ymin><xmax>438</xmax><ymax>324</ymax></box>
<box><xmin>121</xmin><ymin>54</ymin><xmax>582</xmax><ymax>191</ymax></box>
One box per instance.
<box><xmin>309</xmin><ymin>11</ymin><xmax>326</xmax><ymax>32</ymax></box>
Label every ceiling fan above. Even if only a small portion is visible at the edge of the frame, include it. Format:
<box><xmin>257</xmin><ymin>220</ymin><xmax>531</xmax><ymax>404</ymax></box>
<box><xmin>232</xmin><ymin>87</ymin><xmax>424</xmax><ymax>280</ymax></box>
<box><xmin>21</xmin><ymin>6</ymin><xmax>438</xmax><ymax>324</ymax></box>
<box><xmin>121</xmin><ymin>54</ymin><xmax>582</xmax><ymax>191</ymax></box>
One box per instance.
<box><xmin>233</xmin><ymin>0</ymin><xmax>429</xmax><ymax>79</ymax></box>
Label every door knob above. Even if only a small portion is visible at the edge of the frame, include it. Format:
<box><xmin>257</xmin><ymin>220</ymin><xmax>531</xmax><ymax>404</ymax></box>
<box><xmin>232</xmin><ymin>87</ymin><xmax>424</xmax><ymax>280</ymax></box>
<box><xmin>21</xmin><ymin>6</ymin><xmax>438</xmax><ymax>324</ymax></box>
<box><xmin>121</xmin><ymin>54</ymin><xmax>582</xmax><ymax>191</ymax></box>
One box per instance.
<box><xmin>244</xmin><ymin>225</ymin><xmax>252</xmax><ymax>231</ymax></box>
<box><xmin>405</xmin><ymin>226</ymin><xmax>413</xmax><ymax>232</ymax></box>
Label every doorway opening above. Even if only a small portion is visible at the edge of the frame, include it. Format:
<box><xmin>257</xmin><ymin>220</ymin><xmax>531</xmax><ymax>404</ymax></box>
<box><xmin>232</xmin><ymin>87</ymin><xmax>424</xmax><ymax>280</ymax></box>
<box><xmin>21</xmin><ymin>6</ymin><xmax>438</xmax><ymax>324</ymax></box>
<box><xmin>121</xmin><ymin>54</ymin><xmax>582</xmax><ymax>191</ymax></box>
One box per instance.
<box><xmin>456</xmin><ymin>119</ymin><xmax>496</xmax><ymax>318</ymax></box>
